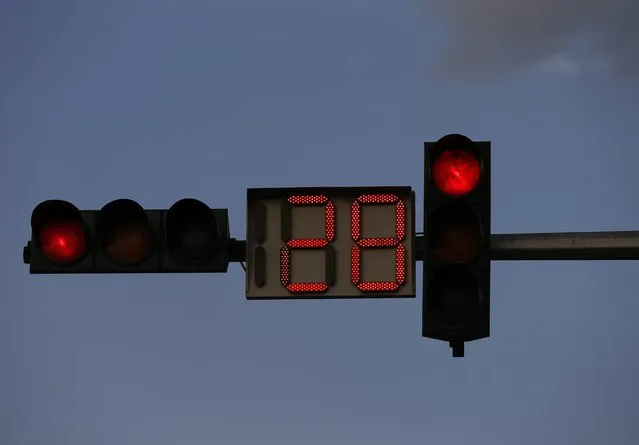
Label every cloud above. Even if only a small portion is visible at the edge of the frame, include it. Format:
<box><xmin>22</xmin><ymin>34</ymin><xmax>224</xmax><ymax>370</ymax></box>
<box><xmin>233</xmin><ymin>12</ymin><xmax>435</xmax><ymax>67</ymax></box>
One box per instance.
<box><xmin>537</xmin><ymin>54</ymin><xmax>581</xmax><ymax>76</ymax></box>
<box><xmin>423</xmin><ymin>0</ymin><xmax>639</xmax><ymax>82</ymax></box>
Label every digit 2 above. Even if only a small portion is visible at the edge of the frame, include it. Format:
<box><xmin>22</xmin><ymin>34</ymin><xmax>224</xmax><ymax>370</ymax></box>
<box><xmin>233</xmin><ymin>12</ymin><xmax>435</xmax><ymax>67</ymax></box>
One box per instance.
<box><xmin>280</xmin><ymin>195</ymin><xmax>336</xmax><ymax>293</ymax></box>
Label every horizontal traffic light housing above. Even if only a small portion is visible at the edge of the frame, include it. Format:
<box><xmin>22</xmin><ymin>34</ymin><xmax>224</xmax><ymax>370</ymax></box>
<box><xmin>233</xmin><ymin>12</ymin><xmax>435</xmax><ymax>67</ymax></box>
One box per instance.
<box><xmin>27</xmin><ymin>199</ymin><xmax>231</xmax><ymax>274</ymax></box>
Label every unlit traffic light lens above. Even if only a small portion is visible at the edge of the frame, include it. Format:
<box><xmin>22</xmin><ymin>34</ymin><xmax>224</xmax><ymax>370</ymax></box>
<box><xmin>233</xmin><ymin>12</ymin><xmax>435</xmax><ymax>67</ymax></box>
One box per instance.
<box><xmin>427</xmin><ymin>272</ymin><xmax>482</xmax><ymax>328</ymax></box>
<box><xmin>97</xmin><ymin>200</ymin><xmax>154</xmax><ymax>266</ymax></box>
<box><xmin>39</xmin><ymin>220</ymin><xmax>87</xmax><ymax>264</ymax></box>
<box><xmin>166</xmin><ymin>199</ymin><xmax>219</xmax><ymax>265</ymax></box>
<box><xmin>104</xmin><ymin>223</ymin><xmax>153</xmax><ymax>265</ymax></box>
<box><xmin>433</xmin><ymin>149</ymin><xmax>481</xmax><ymax>197</ymax></box>
<box><xmin>428</xmin><ymin>205</ymin><xmax>483</xmax><ymax>264</ymax></box>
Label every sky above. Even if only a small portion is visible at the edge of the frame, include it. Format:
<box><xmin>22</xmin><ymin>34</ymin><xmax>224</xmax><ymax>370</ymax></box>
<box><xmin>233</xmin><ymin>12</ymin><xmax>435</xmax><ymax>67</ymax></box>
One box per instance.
<box><xmin>1</xmin><ymin>0</ymin><xmax>639</xmax><ymax>444</ymax></box>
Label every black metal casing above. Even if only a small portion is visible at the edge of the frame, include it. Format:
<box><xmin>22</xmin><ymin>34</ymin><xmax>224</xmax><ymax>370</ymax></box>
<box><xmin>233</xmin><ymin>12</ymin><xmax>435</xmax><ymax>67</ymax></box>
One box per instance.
<box><xmin>422</xmin><ymin>135</ymin><xmax>491</xmax><ymax>343</ymax></box>
<box><xmin>28</xmin><ymin>200</ymin><xmax>230</xmax><ymax>274</ymax></box>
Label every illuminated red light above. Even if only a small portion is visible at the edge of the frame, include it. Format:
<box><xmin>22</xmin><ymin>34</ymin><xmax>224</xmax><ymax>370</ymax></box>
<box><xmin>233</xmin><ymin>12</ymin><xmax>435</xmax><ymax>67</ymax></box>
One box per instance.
<box><xmin>39</xmin><ymin>220</ymin><xmax>87</xmax><ymax>264</ymax></box>
<box><xmin>433</xmin><ymin>149</ymin><xmax>481</xmax><ymax>196</ymax></box>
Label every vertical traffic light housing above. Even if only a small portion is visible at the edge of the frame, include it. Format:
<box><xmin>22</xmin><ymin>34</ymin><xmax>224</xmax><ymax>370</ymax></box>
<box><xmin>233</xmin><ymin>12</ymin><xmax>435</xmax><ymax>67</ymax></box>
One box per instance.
<box><xmin>26</xmin><ymin>198</ymin><xmax>230</xmax><ymax>274</ymax></box>
<box><xmin>423</xmin><ymin>134</ymin><xmax>491</xmax><ymax>357</ymax></box>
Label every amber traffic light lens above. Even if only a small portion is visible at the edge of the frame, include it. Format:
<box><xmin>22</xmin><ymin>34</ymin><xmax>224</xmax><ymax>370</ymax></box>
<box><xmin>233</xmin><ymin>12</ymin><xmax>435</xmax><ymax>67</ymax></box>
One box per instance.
<box><xmin>103</xmin><ymin>222</ymin><xmax>153</xmax><ymax>265</ymax></box>
<box><xmin>39</xmin><ymin>220</ymin><xmax>87</xmax><ymax>264</ymax></box>
<box><xmin>166</xmin><ymin>199</ymin><xmax>218</xmax><ymax>265</ymax></box>
<box><xmin>428</xmin><ymin>204</ymin><xmax>483</xmax><ymax>264</ymax></box>
<box><xmin>432</xmin><ymin>149</ymin><xmax>481</xmax><ymax>197</ymax></box>
<box><xmin>427</xmin><ymin>273</ymin><xmax>482</xmax><ymax>328</ymax></box>
<box><xmin>98</xmin><ymin>200</ymin><xmax>154</xmax><ymax>266</ymax></box>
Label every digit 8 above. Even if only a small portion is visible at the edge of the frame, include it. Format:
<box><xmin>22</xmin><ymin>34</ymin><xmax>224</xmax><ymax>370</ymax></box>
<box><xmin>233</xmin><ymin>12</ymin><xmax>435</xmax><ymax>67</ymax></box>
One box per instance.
<box><xmin>351</xmin><ymin>194</ymin><xmax>406</xmax><ymax>292</ymax></box>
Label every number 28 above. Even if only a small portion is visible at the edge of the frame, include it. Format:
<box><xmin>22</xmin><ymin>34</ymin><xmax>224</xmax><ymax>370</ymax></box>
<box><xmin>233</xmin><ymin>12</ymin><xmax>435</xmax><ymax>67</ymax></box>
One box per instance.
<box><xmin>280</xmin><ymin>193</ymin><xmax>407</xmax><ymax>293</ymax></box>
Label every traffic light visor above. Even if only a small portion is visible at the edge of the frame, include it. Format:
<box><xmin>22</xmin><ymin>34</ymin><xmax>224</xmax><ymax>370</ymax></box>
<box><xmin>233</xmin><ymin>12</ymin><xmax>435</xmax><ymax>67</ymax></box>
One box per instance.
<box><xmin>97</xmin><ymin>199</ymin><xmax>154</xmax><ymax>266</ymax></box>
<box><xmin>166</xmin><ymin>199</ymin><xmax>219</xmax><ymax>266</ymax></box>
<box><xmin>32</xmin><ymin>200</ymin><xmax>88</xmax><ymax>265</ymax></box>
<box><xmin>432</xmin><ymin>149</ymin><xmax>480</xmax><ymax>197</ymax></box>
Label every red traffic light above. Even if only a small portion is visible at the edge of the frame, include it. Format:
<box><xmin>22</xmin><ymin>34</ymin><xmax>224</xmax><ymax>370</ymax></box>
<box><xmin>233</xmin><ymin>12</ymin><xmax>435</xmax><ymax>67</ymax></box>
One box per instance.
<box><xmin>39</xmin><ymin>220</ymin><xmax>87</xmax><ymax>264</ymax></box>
<box><xmin>432</xmin><ymin>149</ymin><xmax>481</xmax><ymax>197</ymax></box>
<box><xmin>31</xmin><ymin>200</ymin><xmax>88</xmax><ymax>265</ymax></box>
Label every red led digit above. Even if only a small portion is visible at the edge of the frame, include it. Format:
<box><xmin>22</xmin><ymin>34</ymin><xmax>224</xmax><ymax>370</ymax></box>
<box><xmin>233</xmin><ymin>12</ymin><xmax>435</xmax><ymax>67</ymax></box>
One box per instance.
<box><xmin>351</xmin><ymin>193</ymin><xmax>407</xmax><ymax>292</ymax></box>
<box><xmin>280</xmin><ymin>195</ymin><xmax>335</xmax><ymax>293</ymax></box>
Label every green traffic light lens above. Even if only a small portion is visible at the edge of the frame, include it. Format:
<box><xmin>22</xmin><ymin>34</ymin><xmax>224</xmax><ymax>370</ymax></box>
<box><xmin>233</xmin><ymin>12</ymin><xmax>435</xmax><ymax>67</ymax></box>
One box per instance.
<box><xmin>166</xmin><ymin>199</ymin><xmax>219</xmax><ymax>265</ymax></box>
<box><xmin>171</xmin><ymin>224</ymin><xmax>218</xmax><ymax>264</ymax></box>
<box><xmin>426</xmin><ymin>272</ymin><xmax>483</xmax><ymax>328</ymax></box>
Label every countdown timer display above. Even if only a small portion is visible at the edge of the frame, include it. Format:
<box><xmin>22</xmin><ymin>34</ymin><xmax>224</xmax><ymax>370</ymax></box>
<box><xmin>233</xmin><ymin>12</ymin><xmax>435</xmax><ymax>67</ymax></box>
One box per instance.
<box><xmin>245</xmin><ymin>187</ymin><xmax>416</xmax><ymax>299</ymax></box>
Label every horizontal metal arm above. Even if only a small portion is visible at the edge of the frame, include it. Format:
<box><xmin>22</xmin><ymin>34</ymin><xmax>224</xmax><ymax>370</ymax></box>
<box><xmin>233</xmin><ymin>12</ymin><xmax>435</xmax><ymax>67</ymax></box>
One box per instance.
<box><xmin>229</xmin><ymin>239</ymin><xmax>247</xmax><ymax>263</ymax></box>
<box><xmin>489</xmin><ymin>231</ymin><xmax>639</xmax><ymax>261</ymax></box>
<box><xmin>231</xmin><ymin>231</ymin><xmax>639</xmax><ymax>264</ymax></box>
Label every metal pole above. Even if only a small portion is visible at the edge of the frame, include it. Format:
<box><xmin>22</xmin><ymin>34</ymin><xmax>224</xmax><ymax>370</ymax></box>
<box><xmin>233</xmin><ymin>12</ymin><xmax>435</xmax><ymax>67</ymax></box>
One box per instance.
<box><xmin>233</xmin><ymin>231</ymin><xmax>639</xmax><ymax>264</ymax></box>
<box><xmin>489</xmin><ymin>231</ymin><xmax>639</xmax><ymax>261</ymax></box>
<box><xmin>229</xmin><ymin>239</ymin><xmax>246</xmax><ymax>263</ymax></box>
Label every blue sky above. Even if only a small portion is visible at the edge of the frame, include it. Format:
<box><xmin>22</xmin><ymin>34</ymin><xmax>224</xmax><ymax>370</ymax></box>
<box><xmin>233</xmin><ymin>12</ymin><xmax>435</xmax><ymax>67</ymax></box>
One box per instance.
<box><xmin>2</xmin><ymin>1</ymin><xmax>639</xmax><ymax>444</ymax></box>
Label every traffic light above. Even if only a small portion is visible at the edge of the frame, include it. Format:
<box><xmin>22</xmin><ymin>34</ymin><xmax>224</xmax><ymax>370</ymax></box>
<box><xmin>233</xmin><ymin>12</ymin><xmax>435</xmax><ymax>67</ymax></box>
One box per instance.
<box><xmin>422</xmin><ymin>134</ymin><xmax>491</xmax><ymax>357</ymax></box>
<box><xmin>26</xmin><ymin>198</ymin><xmax>231</xmax><ymax>274</ymax></box>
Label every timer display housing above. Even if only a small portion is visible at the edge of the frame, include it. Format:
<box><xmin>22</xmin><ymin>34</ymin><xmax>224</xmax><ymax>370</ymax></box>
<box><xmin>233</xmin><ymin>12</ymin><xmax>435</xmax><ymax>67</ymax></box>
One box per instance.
<box><xmin>246</xmin><ymin>186</ymin><xmax>416</xmax><ymax>299</ymax></box>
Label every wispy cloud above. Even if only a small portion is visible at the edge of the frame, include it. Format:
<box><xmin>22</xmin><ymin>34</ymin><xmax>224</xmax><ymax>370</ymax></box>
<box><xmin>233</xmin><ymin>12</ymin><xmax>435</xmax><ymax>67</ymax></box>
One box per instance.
<box><xmin>422</xmin><ymin>0</ymin><xmax>638</xmax><ymax>82</ymax></box>
<box><xmin>537</xmin><ymin>54</ymin><xmax>581</xmax><ymax>76</ymax></box>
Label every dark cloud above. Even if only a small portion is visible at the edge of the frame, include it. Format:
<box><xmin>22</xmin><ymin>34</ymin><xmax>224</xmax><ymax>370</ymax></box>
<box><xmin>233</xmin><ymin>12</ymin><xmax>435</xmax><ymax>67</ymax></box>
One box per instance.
<box><xmin>423</xmin><ymin>0</ymin><xmax>639</xmax><ymax>81</ymax></box>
